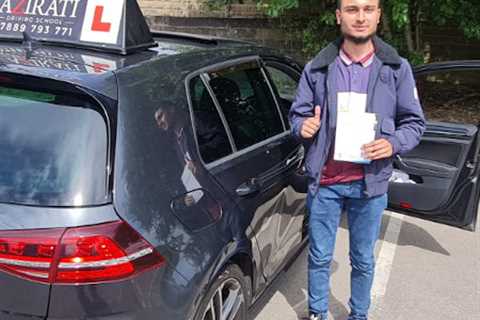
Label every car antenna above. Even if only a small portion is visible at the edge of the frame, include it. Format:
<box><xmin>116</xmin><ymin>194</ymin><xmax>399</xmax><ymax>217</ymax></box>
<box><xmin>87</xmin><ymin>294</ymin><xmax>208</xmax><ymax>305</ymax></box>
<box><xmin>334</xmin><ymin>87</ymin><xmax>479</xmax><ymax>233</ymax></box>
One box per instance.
<box><xmin>22</xmin><ymin>31</ymin><xmax>39</xmax><ymax>59</ymax></box>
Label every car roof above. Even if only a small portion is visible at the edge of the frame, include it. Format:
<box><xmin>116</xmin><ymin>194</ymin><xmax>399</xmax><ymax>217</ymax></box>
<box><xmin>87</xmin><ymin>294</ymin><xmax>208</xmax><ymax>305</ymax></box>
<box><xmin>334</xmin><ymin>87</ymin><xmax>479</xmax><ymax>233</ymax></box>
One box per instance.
<box><xmin>414</xmin><ymin>60</ymin><xmax>480</xmax><ymax>74</ymax></box>
<box><xmin>0</xmin><ymin>32</ymin><xmax>288</xmax><ymax>99</ymax></box>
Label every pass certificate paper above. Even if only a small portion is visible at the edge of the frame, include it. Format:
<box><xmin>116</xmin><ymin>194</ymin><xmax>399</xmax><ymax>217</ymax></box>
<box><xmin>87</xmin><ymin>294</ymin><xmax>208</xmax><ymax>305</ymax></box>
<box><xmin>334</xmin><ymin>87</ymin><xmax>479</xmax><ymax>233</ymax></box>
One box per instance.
<box><xmin>334</xmin><ymin>111</ymin><xmax>378</xmax><ymax>164</ymax></box>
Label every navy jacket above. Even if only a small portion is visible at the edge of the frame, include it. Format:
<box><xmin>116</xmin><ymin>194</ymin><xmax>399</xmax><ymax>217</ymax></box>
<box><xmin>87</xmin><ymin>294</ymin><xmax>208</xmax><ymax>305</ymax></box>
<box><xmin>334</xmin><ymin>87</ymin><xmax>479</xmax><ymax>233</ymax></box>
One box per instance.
<box><xmin>289</xmin><ymin>36</ymin><xmax>426</xmax><ymax>197</ymax></box>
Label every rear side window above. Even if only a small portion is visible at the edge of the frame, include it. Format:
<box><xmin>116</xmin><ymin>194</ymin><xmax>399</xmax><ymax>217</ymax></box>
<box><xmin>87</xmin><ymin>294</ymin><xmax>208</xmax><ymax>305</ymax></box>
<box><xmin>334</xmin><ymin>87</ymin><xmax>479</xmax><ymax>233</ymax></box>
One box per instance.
<box><xmin>265</xmin><ymin>64</ymin><xmax>300</xmax><ymax>127</ymax></box>
<box><xmin>189</xmin><ymin>76</ymin><xmax>233</xmax><ymax>163</ymax></box>
<box><xmin>208</xmin><ymin>61</ymin><xmax>284</xmax><ymax>150</ymax></box>
<box><xmin>266</xmin><ymin>65</ymin><xmax>299</xmax><ymax>102</ymax></box>
<box><xmin>0</xmin><ymin>85</ymin><xmax>109</xmax><ymax>206</ymax></box>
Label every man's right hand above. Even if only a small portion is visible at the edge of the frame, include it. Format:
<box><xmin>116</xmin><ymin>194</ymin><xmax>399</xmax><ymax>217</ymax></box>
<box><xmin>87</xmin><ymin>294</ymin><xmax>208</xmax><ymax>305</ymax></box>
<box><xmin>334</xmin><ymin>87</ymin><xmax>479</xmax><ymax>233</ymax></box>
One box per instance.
<box><xmin>300</xmin><ymin>106</ymin><xmax>321</xmax><ymax>138</ymax></box>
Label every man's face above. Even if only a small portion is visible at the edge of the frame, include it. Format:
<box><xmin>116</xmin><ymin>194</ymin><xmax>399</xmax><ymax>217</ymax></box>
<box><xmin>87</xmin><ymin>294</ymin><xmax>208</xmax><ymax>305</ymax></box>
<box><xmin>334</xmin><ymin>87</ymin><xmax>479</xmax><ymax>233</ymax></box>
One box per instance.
<box><xmin>336</xmin><ymin>0</ymin><xmax>381</xmax><ymax>44</ymax></box>
<box><xmin>155</xmin><ymin>109</ymin><xmax>169</xmax><ymax>131</ymax></box>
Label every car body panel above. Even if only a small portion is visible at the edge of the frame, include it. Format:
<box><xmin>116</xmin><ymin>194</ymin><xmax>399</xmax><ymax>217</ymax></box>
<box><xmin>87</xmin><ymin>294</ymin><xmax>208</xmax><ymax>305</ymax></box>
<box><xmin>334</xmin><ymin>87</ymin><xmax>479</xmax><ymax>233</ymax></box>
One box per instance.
<box><xmin>47</xmin><ymin>265</ymin><xmax>191</xmax><ymax>320</ymax></box>
<box><xmin>0</xmin><ymin>272</ymin><xmax>50</xmax><ymax>319</ymax></box>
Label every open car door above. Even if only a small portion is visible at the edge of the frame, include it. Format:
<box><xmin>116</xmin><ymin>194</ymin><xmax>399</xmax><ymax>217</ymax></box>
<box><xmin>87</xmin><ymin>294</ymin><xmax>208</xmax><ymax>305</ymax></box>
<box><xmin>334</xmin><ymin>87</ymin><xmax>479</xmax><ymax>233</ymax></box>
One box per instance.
<box><xmin>388</xmin><ymin>61</ymin><xmax>480</xmax><ymax>231</ymax></box>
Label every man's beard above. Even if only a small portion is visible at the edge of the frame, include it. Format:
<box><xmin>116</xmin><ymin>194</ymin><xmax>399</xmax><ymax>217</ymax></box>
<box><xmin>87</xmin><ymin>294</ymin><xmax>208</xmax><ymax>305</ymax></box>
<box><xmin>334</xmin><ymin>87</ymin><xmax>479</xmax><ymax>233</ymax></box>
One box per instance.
<box><xmin>343</xmin><ymin>31</ymin><xmax>376</xmax><ymax>44</ymax></box>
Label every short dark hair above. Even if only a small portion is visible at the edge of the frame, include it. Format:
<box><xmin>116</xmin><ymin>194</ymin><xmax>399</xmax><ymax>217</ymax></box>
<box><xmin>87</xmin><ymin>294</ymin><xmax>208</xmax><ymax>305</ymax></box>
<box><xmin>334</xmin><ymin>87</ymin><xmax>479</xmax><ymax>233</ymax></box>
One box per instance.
<box><xmin>337</xmin><ymin>0</ymin><xmax>381</xmax><ymax>9</ymax></box>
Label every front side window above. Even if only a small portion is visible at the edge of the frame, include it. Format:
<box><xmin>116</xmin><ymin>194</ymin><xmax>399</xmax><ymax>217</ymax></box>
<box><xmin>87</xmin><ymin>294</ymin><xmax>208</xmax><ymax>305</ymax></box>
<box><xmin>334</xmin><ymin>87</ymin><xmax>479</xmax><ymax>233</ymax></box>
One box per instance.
<box><xmin>189</xmin><ymin>76</ymin><xmax>233</xmax><ymax>163</ymax></box>
<box><xmin>415</xmin><ymin>69</ymin><xmax>480</xmax><ymax>124</ymax></box>
<box><xmin>0</xmin><ymin>85</ymin><xmax>109</xmax><ymax>206</ymax></box>
<box><xmin>208</xmin><ymin>61</ymin><xmax>284</xmax><ymax>150</ymax></box>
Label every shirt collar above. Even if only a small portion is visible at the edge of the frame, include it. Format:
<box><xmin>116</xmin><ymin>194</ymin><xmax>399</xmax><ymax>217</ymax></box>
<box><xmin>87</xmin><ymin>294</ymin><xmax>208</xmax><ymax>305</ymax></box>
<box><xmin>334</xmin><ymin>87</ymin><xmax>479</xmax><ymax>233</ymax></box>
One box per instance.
<box><xmin>339</xmin><ymin>47</ymin><xmax>375</xmax><ymax>67</ymax></box>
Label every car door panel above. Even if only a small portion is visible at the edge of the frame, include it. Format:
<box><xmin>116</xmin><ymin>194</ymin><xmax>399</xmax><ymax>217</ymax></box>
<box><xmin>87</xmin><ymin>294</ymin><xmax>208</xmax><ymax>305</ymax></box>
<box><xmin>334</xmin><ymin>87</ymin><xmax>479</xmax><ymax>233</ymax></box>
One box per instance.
<box><xmin>396</xmin><ymin>158</ymin><xmax>457</xmax><ymax>178</ymax></box>
<box><xmin>210</xmin><ymin>134</ymin><xmax>303</xmax><ymax>280</ymax></box>
<box><xmin>389</xmin><ymin>120</ymin><xmax>480</xmax><ymax>228</ymax></box>
<box><xmin>258</xmin><ymin>136</ymin><xmax>306</xmax><ymax>279</ymax></box>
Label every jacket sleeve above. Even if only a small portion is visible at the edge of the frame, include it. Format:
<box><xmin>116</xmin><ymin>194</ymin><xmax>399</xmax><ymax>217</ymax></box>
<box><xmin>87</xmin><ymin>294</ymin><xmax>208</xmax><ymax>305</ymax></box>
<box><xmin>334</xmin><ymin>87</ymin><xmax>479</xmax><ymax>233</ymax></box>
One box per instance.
<box><xmin>387</xmin><ymin>59</ymin><xmax>426</xmax><ymax>155</ymax></box>
<box><xmin>289</xmin><ymin>62</ymin><xmax>316</xmax><ymax>143</ymax></box>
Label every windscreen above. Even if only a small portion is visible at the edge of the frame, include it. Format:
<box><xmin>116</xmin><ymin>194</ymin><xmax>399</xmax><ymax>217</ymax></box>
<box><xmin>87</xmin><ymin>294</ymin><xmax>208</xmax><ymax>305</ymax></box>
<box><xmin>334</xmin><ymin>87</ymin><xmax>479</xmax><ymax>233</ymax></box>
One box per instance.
<box><xmin>0</xmin><ymin>85</ymin><xmax>109</xmax><ymax>206</ymax></box>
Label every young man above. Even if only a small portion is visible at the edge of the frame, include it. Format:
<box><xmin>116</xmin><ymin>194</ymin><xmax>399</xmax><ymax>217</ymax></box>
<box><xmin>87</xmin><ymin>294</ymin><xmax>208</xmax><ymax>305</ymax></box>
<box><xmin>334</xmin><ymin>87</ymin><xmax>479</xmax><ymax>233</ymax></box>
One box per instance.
<box><xmin>289</xmin><ymin>0</ymin><xmax>426</xmax><ymax>319</ymax></box>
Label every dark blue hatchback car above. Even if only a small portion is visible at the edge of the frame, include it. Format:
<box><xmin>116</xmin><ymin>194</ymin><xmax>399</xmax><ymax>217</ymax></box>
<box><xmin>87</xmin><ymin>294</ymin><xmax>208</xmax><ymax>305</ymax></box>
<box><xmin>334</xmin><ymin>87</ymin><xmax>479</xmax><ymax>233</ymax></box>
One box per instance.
<box><xmin>0</xmin><ymin>1</ymin><xmax>310</xmax><ymax>319</ymax></box>
<box><xmin>1</xmin><ymin>1</ymin><xmax>480</xmax><ymax>320</ymax></box>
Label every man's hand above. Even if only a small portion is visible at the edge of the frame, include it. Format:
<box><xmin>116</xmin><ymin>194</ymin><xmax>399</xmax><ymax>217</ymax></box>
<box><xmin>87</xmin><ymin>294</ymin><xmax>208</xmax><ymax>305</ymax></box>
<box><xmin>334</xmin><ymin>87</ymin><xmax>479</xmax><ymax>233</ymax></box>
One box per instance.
<box><xmin>362</xmin><ymin>139</ymin><xmax>393</xmax><ymax>160</ymax></box>
<box><xmin>300</xmin><ymin>106</ymin><xmax>321</xmax><ymax>139</ymax></box>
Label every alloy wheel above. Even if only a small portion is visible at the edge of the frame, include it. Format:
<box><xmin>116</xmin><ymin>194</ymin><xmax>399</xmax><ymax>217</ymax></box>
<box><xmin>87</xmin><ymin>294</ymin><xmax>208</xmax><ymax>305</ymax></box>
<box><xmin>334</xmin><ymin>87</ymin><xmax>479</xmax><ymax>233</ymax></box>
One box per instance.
<box><xmin>202</xmin><ymin>278</ymin><xmax>244</xmax><ymax>320</ymax></box>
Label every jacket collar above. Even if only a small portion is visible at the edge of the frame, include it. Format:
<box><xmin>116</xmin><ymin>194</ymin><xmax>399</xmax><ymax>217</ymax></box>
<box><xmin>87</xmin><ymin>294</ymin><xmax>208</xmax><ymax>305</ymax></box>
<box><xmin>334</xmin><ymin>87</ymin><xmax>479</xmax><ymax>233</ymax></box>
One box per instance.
<box><xmin>310</xmin><ymin>36</ymin><xmax>402</xmax><ymax>70</ymax></box>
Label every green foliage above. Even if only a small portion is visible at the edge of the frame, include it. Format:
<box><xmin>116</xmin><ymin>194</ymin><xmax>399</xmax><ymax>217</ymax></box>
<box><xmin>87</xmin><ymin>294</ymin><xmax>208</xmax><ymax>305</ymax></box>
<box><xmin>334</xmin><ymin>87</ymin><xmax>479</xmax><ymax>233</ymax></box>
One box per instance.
<box><xmin>389</xmin><ymin>0</ymin><xmax>409</xmax><ymax>29</ymax></box>
<box><xmin>406</xmin><ymin>51</ymin><xmax>426</xmax><ymax>66</ymax></box>
<box><xmin>454</xmin><ymin>1</ymin><xmax>480</xmax><ymax>39</ymax></box>
<box><xmin>257</xmin><ymin>0</ymin><xmax>300</xmax><ymax>17</ymax></box>
<box><xmin>301</xmin><ymin>11</ymin><xmax>337</xmax><ymax>57</ymax></box>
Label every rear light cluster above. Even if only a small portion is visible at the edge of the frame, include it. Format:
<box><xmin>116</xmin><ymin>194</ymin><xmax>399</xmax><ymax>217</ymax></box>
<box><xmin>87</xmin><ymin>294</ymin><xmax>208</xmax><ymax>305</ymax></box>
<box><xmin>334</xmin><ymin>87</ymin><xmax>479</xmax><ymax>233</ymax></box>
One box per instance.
<box><xmin>0</xmin><ymin>221</ymin><xmax>165</xmax><ymax>284</ymax></box>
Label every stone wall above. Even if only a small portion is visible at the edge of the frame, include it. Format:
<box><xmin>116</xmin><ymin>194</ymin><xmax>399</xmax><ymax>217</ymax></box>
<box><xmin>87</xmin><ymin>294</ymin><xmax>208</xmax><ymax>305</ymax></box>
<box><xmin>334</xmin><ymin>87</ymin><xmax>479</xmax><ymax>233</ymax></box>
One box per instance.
<box><xmin>138</xmin><ymin>0</ymin><xmax>204</xmax><ymax>17</ymax></box>
<box><xmin>138</xmin><ymin>0</ymin><xmax>263</xmax><ymax>18</ymax></box>
<box><xmin>139</xmin><ymin>1</ymin><xmax>307</xmax><ymax>61</ymax></box>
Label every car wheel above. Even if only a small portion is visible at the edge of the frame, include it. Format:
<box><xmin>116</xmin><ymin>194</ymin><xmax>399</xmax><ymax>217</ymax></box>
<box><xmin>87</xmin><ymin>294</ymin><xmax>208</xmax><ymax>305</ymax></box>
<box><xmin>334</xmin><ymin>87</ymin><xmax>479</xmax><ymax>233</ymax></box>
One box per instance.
<box><xmin>194</xmin><ymin>264</ymin><xmax>250</xmax><ymax>320</ymax></box>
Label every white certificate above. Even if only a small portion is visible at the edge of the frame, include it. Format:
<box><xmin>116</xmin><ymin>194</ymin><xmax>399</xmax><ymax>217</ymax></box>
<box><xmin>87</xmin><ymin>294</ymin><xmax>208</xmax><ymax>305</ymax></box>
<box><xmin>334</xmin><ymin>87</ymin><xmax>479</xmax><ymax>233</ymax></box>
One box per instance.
<box><xmin>334</xmin><ymin>111</ymin><xmax>377</xmax><ymax>164</ymax></box>
<box><xmin>338</xmin><ymin>92</ymin><xmax>368</xmax><ymax>113</ymax></box>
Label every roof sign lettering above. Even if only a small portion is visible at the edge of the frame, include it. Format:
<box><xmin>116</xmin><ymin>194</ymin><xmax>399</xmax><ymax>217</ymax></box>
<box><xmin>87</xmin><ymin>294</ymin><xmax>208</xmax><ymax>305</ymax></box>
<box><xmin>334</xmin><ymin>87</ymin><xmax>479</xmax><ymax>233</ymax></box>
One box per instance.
<box><xmin>0</xmin><ymin>0</ymin><xmax>155</xmax><ymax>54</ymax></box>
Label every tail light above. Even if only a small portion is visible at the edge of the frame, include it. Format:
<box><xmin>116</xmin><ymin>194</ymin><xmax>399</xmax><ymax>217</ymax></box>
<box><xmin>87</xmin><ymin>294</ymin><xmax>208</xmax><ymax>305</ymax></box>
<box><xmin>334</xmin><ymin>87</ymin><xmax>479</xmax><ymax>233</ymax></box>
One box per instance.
<box><xmin>400</xmin><ymin>202</ymin><xmax>413</xmax><ymax>209</ymax></box>
<box><xmin>0</xmin><ymin>221</ymin><xmax>165</xmax><ymax>284</ymax></box>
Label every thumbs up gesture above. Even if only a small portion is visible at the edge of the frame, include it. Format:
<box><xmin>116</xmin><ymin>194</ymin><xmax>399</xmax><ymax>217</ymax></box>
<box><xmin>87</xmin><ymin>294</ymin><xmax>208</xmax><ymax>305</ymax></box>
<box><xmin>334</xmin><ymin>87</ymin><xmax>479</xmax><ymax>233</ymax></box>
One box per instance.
<box><xmin>300</xmin><ymin>106</ymin><xmax>321</xmax><ymax>139</ymax></box>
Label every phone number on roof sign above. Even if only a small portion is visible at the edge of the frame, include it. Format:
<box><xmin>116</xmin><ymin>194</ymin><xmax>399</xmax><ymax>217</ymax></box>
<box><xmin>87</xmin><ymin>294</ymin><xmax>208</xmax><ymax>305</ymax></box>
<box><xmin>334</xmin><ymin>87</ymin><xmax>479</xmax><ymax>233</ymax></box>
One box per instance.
<box><xmin>0</xmin><ymin>22</ymin><xmax>72</xmax><ymax>36</ymax></box>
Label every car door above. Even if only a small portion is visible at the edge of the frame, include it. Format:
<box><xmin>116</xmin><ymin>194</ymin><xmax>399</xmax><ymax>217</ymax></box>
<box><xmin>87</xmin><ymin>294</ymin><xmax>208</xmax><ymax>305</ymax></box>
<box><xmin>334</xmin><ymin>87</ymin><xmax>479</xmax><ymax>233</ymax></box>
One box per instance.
<box><xmin>262</xmin><ymin>58</ymin><xmax>310</xmax><ymax>235</ymax></box>
<box><xmin>187</xmin><ymin>57</ymin><xmax>306</xmax><ymax>281</ymax></box>
<box><xmin>388</xmin><ymin>61</ymin><xmax>480</xmax><ymax>231</ymax></box>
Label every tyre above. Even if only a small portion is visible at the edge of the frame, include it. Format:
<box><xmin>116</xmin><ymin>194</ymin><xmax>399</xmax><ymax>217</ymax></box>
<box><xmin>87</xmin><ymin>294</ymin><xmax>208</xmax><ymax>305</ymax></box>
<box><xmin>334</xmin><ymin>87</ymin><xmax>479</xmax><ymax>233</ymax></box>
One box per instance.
<box><xmin>194</xmin><ymin>264</ymin><xmax>251</xmax><ymax>320</ymax></box>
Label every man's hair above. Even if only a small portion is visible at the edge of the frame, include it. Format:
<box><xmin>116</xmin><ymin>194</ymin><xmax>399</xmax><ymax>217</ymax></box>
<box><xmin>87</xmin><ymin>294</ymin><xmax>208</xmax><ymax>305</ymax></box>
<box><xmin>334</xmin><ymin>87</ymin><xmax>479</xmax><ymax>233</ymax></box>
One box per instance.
<box><xmin>336</xmin><ymin>0</ymin><xmax>381</xmax><ymax>9</ymax></box>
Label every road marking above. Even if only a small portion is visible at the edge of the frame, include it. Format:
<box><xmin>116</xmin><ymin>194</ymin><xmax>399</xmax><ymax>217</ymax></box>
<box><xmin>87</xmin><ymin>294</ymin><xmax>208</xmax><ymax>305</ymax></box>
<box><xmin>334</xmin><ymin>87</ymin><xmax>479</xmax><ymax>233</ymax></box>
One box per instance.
<box><xmin>371</xmin><ymin>211</ymin><xmax>405</xmax><ymax>303</ymax></box>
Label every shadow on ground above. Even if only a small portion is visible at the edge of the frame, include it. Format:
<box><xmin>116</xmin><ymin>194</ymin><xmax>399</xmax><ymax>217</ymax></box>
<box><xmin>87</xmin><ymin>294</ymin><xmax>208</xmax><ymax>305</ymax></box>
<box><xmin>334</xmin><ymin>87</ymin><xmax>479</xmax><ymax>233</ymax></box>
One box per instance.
<box><xmin>249</xmin><ymin>249</ymin><xmax>349</xmax><ymax>320</ymax></box>
<box><xmin>339</xmin><ymin>212</ymin><xmax>450</xmax><ymax>256</ymax></box>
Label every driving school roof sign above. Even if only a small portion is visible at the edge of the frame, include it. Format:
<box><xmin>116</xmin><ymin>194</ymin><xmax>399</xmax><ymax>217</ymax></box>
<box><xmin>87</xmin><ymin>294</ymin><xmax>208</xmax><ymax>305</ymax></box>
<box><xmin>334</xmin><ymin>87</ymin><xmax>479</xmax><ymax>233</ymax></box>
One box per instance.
<box><xmin>0</xmin><ymin>0</ymin><xmax>155</xmax><ymax>55</ymax></box>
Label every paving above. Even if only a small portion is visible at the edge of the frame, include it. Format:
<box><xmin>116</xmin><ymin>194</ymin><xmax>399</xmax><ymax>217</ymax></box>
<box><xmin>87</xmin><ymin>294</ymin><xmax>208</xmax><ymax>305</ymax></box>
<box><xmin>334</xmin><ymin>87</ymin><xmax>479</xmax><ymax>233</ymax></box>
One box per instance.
<box><xmin>250</xmin><ymin>210</ymin><xmax>480</xmax><ymax>320</ymax></box>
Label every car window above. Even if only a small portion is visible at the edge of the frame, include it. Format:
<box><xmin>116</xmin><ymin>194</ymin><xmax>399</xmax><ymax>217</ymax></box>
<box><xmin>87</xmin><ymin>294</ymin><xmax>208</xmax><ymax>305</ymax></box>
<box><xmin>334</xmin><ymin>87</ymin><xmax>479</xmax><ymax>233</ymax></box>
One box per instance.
<box><xmin>416</xmin><ymin>69</ymin><xmax>480</xmax><ymax>124</ymax></box>
<box><xmin>189</xmin><ymin>76</ymin><xmax>233</xmax><ymax>163</ymax></box>
<box><xmin>265</xmin><ymin>65</ymin><xmax>300</xmax><ymax>128</ymax></box>
<box><xmin>266</xmin><ymin>65</ymin><xmax>299</xmax><ymax>102</ymax></box>
<box><xmin>0</xmin><ymin>86</ymin><xmax>108</xmax><ymax>207</ymax></box>
<box><xmin>208</xmin><ymin>61</ymin><xmax>284</xmax><ymax>150</ymax></box>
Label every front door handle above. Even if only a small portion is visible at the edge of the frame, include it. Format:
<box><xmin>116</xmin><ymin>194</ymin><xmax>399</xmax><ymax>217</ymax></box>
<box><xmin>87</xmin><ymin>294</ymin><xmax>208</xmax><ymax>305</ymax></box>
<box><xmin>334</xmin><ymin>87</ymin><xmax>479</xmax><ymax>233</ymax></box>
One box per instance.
<box><xmin>286</xmin><ymin>147</ymin><xmax>305</xmax><ymax>167</ymax></box>
<box><xmin>286</xmin><ymin>154</ymin><xmax>300</xmax><ymax>166</ymax></box>
<box><xmin>236</xmin><ymin>178</ymin><xmax>260</xmax><ymax>197</ymax></box>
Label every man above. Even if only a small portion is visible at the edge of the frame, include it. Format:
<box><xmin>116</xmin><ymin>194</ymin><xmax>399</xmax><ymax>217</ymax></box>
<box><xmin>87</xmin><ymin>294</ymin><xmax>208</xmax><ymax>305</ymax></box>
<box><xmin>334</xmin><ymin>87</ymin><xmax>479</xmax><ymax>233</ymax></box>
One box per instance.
<box><xmin>289</xmin><ymin>1</ymin><xmax>426</xmax><ymax>319</ymax></box>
